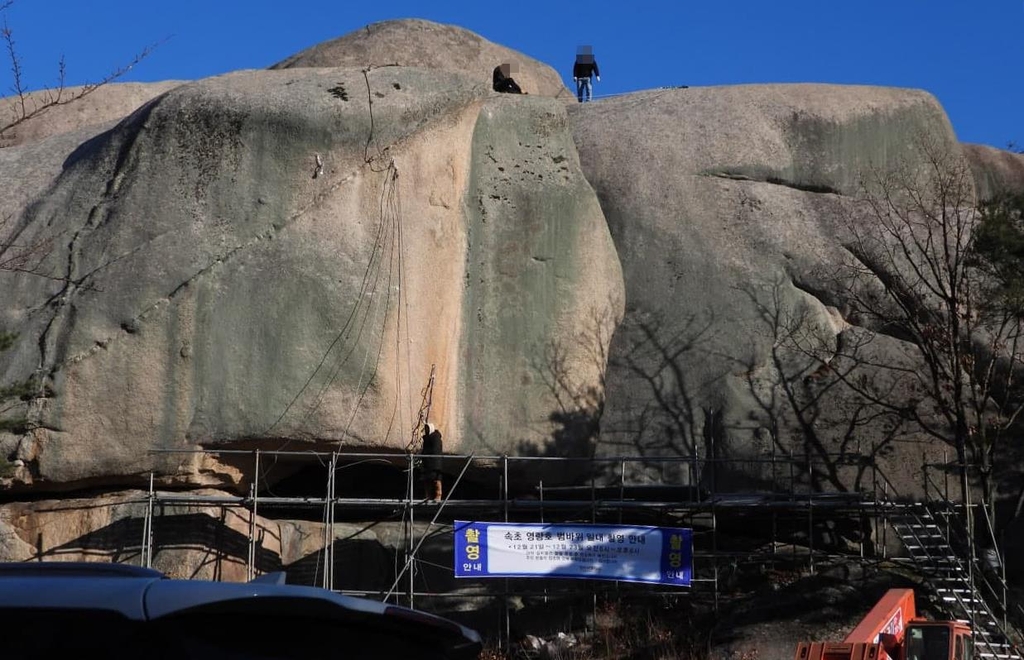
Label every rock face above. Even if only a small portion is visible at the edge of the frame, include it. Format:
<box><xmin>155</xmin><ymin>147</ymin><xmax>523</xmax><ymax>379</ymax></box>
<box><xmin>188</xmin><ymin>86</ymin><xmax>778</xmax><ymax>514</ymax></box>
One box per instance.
<box><xmin>272</xmin><ymin>18</ymin><xmax>573</xmax><ymax>102</ymax></box>
<box><xmin>1</xmin><ymin>82</ymin><xmax>182</xmax><ymax>235</ymax></box>
<box><xmin>0</xmin><ymin>61</ymin><xmax>621</xmax><ymax>490</ymax></box>
<box><xmin>460</xmin><ymin>96</ymin><xmax>621</xmax><ymax>459</ymax></box>
<box><xmin>963</xmin><ymin>143</ymin><xmax>1024</xmax><ymax>200</ymax></box>
<box><xmin>0</xmin><ymin>488</ymin><xmax>421</xmax><ymax>587</ymax></box>
<box><xmin>567</xmin><ymin>84</ymin><xmax>998</xmax><ymax>490</ymax></box>
<box><xmin>3</xmin><ymin>21</ymin><xmax>1023</xmax><ymax>498</ymax></box>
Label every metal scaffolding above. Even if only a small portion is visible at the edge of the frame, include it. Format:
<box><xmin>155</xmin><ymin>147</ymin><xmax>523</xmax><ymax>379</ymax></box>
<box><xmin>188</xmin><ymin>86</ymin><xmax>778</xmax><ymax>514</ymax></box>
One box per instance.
<box><xmin>134</xmin><ymin>447</ymin><xmax>1022</xmax><ymax>654</ymax></box>
<box><xmin>139</xmin><ymin>448</ymin><xmax>889</xmax><ymax>593</ymax></box>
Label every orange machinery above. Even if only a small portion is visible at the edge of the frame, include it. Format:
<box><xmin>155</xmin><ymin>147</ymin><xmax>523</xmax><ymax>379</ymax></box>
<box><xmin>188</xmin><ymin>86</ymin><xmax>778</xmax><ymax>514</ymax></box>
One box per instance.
<box><xmin>794</xmin><ymin>589</ymin><xmax>973</xmax><ymax>660</ymax></box>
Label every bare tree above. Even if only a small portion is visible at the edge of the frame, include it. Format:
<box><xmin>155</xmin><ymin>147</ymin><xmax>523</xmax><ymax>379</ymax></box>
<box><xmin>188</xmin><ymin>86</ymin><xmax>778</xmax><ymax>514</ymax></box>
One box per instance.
<box><xmin>0</xmin><ymin>0</ymin><xmax>158</xmax><ymax>144</ymax></box>
<box><xmin>826</xmin><ymin>135</ymin><xmax>1024</xmax><ymax>526</ymax></box>
<box><xmin>1</xmin><ymin>0</ymin><xmax>158</xmax><ymax>279</ymax></box>
<box><xmin>0</xmin><ymin>209</ymin><xmax>44</xmax><ymax>436</ymax></box>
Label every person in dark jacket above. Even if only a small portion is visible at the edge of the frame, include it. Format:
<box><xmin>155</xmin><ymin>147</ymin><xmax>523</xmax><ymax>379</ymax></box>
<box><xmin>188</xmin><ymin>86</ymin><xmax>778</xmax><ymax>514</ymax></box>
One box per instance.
<box><xmin>573</xmin><ymin>48</ymin><xmax>600</xmax><ymax>102</ymax></box>
<box><xmin>421</xmin><ymin>423</ymin><xmax>444</xmax><ymax>501</ymax></box>
<box><xmin>492</xmin><ymin>63</ymin><xmax>524</xmax><ymax>94</ymax></box>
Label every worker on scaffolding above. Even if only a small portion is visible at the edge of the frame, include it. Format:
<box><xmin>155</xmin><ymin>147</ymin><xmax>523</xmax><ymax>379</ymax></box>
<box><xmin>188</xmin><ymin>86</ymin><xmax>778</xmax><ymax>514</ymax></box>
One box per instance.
<box><xmin>420</xmin><ymin>423</ymin><xmax>444</xmax><ymax>502</ymax></box>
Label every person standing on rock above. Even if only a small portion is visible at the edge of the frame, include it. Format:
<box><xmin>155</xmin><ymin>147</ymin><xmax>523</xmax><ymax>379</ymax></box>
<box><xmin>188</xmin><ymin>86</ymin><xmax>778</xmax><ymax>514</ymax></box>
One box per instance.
<box><xmin>573</xmin><ymin>46</ymin><xmax>600</xmax><ymax>103</ymax></box>
<box><xmin>420</xmin><ymin>422</ymin><xmax>444</xmax><ymax>501</ymax></box>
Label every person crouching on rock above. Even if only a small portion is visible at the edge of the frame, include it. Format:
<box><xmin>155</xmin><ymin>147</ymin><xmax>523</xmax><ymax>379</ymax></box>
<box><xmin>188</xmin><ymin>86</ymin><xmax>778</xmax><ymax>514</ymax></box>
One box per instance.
<box><xmin>421</xmin><ymin>423</ymin><xmax>444</xmax><ymax>502</ymax></box>
<box><xmin>493</xmin><ymin>63</ymin><xmax>525</xmax><ymax>94</ymax></box>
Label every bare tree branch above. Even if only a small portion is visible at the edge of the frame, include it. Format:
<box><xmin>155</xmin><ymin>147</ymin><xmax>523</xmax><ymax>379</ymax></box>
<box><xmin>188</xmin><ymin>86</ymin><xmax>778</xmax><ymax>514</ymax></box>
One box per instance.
<box><xmin>822</xmin><ymin>134</ymin><xmax>1024</xmax><ymax>528</ymax></box>
<box><xmin>0</xmin><ymin>1</ymin><xmax>161</xmax><ymax>144</ymax></box>
<box><xmin>0</xmin><ymin>211</ymin><xmax>58</xmax><ymax>275</ymax></box>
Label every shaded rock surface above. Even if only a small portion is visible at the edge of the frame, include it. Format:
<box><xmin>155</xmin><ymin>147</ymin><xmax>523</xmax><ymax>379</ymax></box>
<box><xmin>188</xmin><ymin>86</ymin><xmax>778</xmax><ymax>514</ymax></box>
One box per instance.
<box><xmin>568</xmin><ymin>84</ymin><xmax>997</xmax><ymax>493</ymax></box>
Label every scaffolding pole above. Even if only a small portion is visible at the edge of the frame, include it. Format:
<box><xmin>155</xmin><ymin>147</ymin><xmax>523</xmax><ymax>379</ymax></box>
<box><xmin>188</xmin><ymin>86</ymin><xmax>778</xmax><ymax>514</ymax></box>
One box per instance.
<box><xmin>386</xmin><ymin>456</ymin><xmax>475</xmax><ymax>604</ymax></box>
<box><xmin>407</xmin><ymin>451</ymin><xmax>415</xmax><ymax>608</ymax></box>
<box><xmin>246</xmin><ymin>449</ymin><xmax>260</xmax><ymax>582</ymax></box>
<box><xmin>141</xmin><ymin>472</ymin><xmax>154</xmax><ymax>568</ymax></box>
<box><xmin>322</xmin><ymin>451</ymin><xmax>337</xmax><ymax>590</ymax></box>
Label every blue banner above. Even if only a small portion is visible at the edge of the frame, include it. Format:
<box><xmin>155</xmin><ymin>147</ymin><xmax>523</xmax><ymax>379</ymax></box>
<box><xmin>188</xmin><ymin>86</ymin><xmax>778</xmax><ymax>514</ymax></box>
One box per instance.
<box><xmin>454</xmin><ymin>521</ymin><xmax>692</xmax><ymax>586</ymax></box>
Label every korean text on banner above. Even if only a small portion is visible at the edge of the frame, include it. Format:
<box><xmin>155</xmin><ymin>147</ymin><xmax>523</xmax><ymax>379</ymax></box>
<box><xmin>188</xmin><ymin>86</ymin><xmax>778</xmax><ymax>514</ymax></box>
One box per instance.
<box><xmin>453</xmin><ymin>522</ymin><xmax>692</xmax><ymax>586</ymax></box>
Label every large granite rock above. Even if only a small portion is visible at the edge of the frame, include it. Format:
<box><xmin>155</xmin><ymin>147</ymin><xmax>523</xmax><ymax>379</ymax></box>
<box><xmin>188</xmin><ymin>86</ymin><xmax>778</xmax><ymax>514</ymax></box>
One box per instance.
<box><xmin>0</xmin><ymin>64</ymin><xmax>622</xmax><ymax>490</ymax></box>
<box><xmin>569</xmin><ymin>84</ymin><xmax>971</xmax><ymax>490</ymax></box>
<box><xmin>272</xmin><ymin>18</ymin><xmax>574</xmax><ymax>102</ymax></box>
<box><xmin>964</xmin><ymin>143</ymin><xmax>1024</xmax><ymax>201</ymax></box>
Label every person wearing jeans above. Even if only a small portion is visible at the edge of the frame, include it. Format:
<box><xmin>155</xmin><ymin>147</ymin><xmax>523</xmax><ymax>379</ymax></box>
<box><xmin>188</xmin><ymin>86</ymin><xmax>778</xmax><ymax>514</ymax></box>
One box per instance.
<box><xmin>573</xmin><ymin>48</ymin><xmax>600</xmax><ymax>102</ymax></box>
<box><xmin>576</xmin><ymin>76</ymin><xmax>592</xmax><ymax>102</ymax></box>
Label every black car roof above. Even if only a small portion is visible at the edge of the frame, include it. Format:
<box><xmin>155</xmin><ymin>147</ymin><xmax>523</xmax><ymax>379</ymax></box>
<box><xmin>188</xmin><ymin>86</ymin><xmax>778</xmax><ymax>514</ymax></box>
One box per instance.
<box><xmin>0</xmin><ymin>562</ymin><xmax>481</xmax><ymax>658</ymax></box>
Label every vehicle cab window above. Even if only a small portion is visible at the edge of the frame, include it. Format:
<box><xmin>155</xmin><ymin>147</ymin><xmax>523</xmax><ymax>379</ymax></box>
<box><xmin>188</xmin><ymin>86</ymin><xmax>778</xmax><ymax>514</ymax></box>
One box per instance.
<box><xmin>907</xmin><ymin>626</ymin><xmax>952</xmax><ymax>660</ymax></box>
<box><xmin>959</xmin><ymin>635</ymin><xmax>973</xmax><ymax>660</ymax></box>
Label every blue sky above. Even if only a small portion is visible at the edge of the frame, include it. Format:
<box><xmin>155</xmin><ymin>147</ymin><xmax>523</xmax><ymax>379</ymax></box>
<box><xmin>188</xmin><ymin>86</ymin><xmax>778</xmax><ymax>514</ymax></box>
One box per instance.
<box><xmin>2</xmin><ymin>1</ymin><xmax>1021</xmax><ymax>149</ymax></box>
